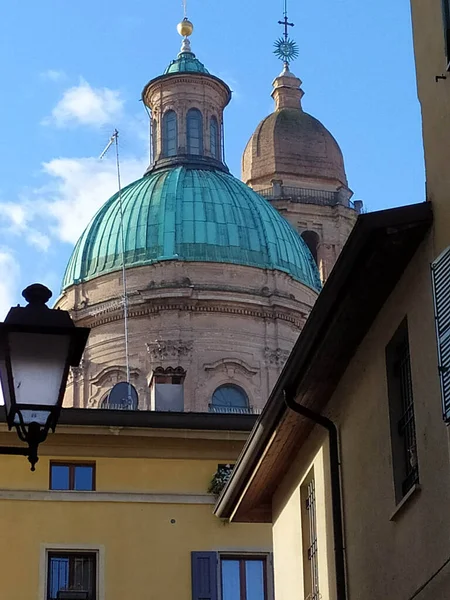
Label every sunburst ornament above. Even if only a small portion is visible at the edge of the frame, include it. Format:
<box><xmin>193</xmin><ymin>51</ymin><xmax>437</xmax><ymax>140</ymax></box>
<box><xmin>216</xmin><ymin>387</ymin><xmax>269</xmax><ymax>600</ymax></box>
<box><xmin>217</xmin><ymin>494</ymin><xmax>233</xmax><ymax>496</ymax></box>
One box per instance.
<box><xmin>274</xmin><ymin>36</ymin><xmax>299</xmax><ymax>64</ymax></box>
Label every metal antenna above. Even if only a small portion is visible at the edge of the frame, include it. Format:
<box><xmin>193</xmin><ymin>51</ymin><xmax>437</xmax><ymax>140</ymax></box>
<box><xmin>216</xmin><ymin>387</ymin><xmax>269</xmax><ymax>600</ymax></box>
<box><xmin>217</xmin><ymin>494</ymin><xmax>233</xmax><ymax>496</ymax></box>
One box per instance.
<box><xmin>182</xmin><ymin>0</ymin><xmax>187</xmax><ymax>18</ymax></box>
<box><xmin>99</xmin><ymin>130</ymin><xmax>131</xmax><ymax>385</ymax></box>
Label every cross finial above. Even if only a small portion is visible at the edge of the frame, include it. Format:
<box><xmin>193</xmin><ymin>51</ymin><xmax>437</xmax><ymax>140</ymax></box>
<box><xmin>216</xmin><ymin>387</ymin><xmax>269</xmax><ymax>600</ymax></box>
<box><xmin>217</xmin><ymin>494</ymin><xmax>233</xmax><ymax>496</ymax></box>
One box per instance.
<box><xmin>278</xmin><ymin>15</ymin><xmax>294</xmax><ymax>40</ymax></box>
<box><xmin>274</xmin><ymin>0</ymin><xmax>299</xmax><ymax>67</ymax></box>
<box><xmin>278</xmin><ymin>0</ymin><xmax>294</xmax><ymax>42</ymax></box>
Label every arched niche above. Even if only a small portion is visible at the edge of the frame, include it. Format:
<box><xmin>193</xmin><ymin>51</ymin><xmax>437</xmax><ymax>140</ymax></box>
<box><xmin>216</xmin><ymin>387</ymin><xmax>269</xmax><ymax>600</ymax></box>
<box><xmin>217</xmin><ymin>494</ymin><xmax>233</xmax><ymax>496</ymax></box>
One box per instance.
<box><xmin>301</xmin><ymin>230</ymin><xmax>320</xmax><ymax>265</ymax></box>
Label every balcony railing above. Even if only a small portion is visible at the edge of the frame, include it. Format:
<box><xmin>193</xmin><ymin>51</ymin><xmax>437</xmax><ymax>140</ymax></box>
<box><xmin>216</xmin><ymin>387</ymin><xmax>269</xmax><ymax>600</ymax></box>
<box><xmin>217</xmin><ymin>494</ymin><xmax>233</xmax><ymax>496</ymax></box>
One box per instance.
<box><xmin>257</xmin><ymin>185</ymin><xmax>362</xmax><ymax>212</ymax></box>
<box><xmin>101</xmin><ymin>401</ymin><xmax>136</xmax><ymax>410</ymax></box>
<box><xmin>208</xmin><ymin>405</ymin><xmax>262</xmax><ymax>415</ymax></box>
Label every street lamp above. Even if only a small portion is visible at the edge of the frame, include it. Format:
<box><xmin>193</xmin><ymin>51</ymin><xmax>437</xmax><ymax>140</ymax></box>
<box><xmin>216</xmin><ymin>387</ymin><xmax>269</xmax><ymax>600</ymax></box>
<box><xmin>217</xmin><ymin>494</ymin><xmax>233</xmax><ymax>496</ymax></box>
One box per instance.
<box><xmin>0</xmin><ymin>283</ymin><xmax>89</xmax><ymax>470</ymax></box>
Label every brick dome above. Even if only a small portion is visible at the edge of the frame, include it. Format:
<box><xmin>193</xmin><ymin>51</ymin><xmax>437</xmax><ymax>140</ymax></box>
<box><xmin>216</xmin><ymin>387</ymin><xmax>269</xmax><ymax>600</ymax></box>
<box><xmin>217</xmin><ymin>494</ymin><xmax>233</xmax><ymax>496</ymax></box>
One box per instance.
<box><xmin>242</xmin><ymin>68</ymin><xmax>348</xmax><ymax>190</ymax></box>
<box><xmin>242</xmin><ymin>108</ymin><xmax>347</xmax><ymax>189</ymax></box>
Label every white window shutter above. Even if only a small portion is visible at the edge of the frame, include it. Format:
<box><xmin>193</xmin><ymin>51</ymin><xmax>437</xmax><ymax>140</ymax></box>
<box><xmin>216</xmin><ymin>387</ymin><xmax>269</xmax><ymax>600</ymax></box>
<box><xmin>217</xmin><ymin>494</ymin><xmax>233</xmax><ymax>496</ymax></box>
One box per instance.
<box><xmin>431</xmin><ymin>246</ymin><xmax>450</xmax><ymax>421</ymax></box>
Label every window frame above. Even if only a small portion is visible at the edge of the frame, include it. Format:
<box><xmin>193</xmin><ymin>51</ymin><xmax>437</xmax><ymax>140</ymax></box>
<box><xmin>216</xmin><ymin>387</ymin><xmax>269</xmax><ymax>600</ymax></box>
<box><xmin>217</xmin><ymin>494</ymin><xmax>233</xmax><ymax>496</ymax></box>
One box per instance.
<box><xmin>46</xmin><ymin>551</ymin><xmax>97</xmax><ymax>600</ymax></box>
<box><xmin>186</xmin><ymin>108</ymin><xmax>204</xmax><ymax>155</ymax></box>
<box><xmin>220</xmin><ymin>554</ymin><xmax>269</xmax><ymax>600</ymax></box>
<box><xmin>300</xmin><ymin>468</ymin><xmax>320</xmax><ymax>600</ymax></box>
<box><xmin>152</xmin><ymin>118</ymin><xmax>158</xmax><ymax>163</ymax></box>
<box><xmin>162</xmin><ymin>110</ymin><xmax>178</xmax><ymax>157</ymax></box>
<box><xmin>210</xmin><ymin>116</ymin><xmax>220</xmax><ymax>160</ymax></box>
<box><xmin>210</xmin><ymin>384</ymin><xmax>250</xmax><ymax>412</ymax></box>
<box><xmin>49</xmin><ymin>462</ymin><xmax>96</xmax><ymax>492</ymax></box>
<box><xmin>386</xmin><ymin>318</ymin><xmax>419</xmax><ymax>504</ymax></box>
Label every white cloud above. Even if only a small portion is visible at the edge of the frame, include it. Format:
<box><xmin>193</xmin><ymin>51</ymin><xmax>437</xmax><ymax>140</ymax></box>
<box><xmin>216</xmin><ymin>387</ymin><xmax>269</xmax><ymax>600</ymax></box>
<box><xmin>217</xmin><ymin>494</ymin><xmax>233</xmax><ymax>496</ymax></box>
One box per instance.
<box><xmin>44</xmin><ymin>79</ymin><xmax>123</xmax><ymax>128</ymax></box>
<box><xmin>36</xmin><ymin>155</ymin><xmax>147</xmax><ymax>244</ymax></box>
<box><xmin>0</xmin><ymin>202</ymin><xmax>50</xmax><ymax>251</ymax></box>
<box><xmin>0</xmin><ymin>250</ymin><xmax>19</xmax><ymax>320</ymax></box>
<box><xmin>0</xmin><ymin>152</ymin><xmax>146</xmax><ymax>250</ymax></box>
<box><xmin>40</xmin><ymin>69</ymin><xmax>67</xmax><ymax>82</ymax></box>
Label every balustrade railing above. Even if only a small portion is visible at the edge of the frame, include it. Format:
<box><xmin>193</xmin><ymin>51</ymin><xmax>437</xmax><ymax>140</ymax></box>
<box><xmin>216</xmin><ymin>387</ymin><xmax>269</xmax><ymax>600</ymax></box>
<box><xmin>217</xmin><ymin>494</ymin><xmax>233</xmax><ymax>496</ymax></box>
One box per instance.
<box><xmin>257</xmin><ymin>185</ymin><xmax>360</xmax><ymax>211</ymax></box>
<box><xmin>208</xmin><ymin>405</ymin><xmax>261</xmax><ymax>415</ymax></box>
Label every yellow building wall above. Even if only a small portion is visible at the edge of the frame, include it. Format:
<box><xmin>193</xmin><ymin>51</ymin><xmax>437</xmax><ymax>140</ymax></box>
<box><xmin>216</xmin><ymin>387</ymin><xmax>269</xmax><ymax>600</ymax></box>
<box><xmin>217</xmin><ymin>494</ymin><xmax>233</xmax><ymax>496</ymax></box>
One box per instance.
<box><xmin>0</xmin><ymin>501</ymin><xmax>270</xmax><ymax>600</ymax></box>
<box><xmin>0</xmin><ymin>433</ymin><xmax>271</xmax><ymax>600</ymax></box>
<box><xmin>0</xmin><ymin>454</ymin><xmax>231</xmax><ymax>494</ymax></box>
<box><xmin>272</xmin><ymin>436</ymin><xmax>334</xmax><ymax>600</ymax></box>
<box><xmin>271</xmin><ymin>234</ymin><xmax>450</xmax><ymax>599</ymax></box>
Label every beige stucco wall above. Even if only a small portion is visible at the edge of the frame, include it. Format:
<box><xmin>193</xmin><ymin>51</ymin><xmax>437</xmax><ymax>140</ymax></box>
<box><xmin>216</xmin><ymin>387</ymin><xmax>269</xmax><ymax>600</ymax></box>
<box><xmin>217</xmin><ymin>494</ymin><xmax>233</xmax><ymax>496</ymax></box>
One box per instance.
<box><xmin>57</xmin><ymin>260</ymin><xmax>317</xmax><ymax>410</ymax></box>
<box><xmin>328</xmin><ymin>233</ymin><xmax>450</xmax><ymax>599</ymax></box>
<box><xmin>272</xmin><ymin>233</ymin><xmax>450</xmax><ymax>598</ymax></box>
<box><xmin>270</xmin><ymin>3</ymin><xmax>450</xmax><ymax>598</ymax></box>
<box><xmin>410</xmin><ymin>0</ymin><xmax>450</xmax><ymax>256</ymax></box>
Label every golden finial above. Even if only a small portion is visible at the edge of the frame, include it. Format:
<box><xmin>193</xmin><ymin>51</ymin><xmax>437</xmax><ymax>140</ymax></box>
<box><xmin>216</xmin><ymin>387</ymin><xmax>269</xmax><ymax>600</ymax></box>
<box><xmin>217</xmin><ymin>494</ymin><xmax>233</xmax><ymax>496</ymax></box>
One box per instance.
<box><xmin>177</xmin><ymin>17</ymin><xmax>194</xmax><ymax>38</ymax></box>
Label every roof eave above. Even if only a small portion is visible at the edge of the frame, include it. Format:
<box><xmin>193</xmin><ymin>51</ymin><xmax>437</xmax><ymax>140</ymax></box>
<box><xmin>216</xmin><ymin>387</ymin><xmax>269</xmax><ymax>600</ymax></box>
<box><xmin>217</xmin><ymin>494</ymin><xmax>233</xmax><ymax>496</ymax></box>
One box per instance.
<box><xmin>214</xmin><ymin>201</ymin><xmax>434</xmax><ymax>521</ymax></box>
<box><xmin>0</xmin><ymin>406</ymin><xmax>258</xmax><ymax>432</ymax></box>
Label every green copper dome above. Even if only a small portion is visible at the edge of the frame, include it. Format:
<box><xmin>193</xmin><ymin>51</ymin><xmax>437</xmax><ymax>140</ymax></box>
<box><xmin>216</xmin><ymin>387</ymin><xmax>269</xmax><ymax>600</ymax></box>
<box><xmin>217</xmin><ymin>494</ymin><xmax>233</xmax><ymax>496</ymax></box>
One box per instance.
<box><xmin>164</xmin><ymin>51</ymin><xmax>209</xmax><ymax>74</ymax></box>
<box><xmin>62</xmin><ymin>166</ymin><xmax>321</xmax><ymax>291</ymax></box>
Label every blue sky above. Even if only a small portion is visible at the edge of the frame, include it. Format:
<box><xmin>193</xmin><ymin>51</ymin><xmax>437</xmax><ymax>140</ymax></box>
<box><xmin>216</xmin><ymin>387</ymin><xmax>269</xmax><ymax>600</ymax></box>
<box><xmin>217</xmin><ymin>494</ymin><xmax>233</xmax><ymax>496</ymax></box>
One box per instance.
<box><xmin>0</xmin><ymin>0</ymin><xmax>424</xmax><ymax>316</ymax></box>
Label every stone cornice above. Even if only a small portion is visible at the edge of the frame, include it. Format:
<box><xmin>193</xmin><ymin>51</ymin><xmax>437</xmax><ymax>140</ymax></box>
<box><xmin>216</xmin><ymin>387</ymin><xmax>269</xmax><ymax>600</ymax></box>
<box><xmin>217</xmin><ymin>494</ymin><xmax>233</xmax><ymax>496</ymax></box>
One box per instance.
<box><xmin>73</xmin><ymin>297</ymin><xmax>307</xmax><ymax>329</ymax></box>
<box><xmin>143</xmin><ymin>73</ymin><xmax>231</xmax><ymax>107</ymax></box>
<box><xmin>0</xmin><ymin>489</ymin><xmax>215</xmax><ymax>505</ymax></box>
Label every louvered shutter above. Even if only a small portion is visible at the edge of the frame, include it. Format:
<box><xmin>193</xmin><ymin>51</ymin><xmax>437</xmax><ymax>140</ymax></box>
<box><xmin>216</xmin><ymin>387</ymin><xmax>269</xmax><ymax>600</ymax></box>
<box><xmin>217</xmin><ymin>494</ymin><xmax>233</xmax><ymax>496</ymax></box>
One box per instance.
<box><xmin>191</xmin><ymin>552</ymin><xmax>218</xmax><ymax>600</ymax></box>
<box><xmin>431</xmin><ymin>246</ymin><xmax>450</xmax><ymax>421</ymax></box>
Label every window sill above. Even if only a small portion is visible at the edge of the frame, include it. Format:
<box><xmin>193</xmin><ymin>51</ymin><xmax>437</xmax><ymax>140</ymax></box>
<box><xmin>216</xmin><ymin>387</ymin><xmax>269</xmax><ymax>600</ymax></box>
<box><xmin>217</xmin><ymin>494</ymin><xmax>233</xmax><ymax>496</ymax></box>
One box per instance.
<box><xmin>389</xmin><ymin>483</ymin><xmax>421</xmax><ymax>521</ymax></box>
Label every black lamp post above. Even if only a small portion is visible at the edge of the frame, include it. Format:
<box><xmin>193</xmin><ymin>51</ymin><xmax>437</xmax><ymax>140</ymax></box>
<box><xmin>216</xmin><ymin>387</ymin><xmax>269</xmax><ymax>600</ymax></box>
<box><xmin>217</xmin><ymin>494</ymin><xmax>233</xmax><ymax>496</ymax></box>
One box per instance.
<box><xmin>0</xmin><ymin>283</ymin><xmax>89</xmax><ymax>471</ymax></box>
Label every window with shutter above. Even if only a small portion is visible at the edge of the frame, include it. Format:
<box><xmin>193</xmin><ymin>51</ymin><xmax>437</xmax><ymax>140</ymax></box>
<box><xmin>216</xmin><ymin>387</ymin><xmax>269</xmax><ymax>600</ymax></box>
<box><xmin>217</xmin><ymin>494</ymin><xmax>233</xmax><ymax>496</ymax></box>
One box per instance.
<box><xmin>192</xmin><ymin>552</ymin><xmax>271</xmax><ymax>600</ymax></box>
<box><xmin>191</xmin><ymin>552</ymin><xmax>218</xmax><ymax>600</ymax></box>
<box><xmin>431</xmin><ymin>246</ymin><xmax>450</xmax><ymax>420</ymax></box>
<box><xmin>221</xmin><ymin>556</ymin><xmax>268</xmax><ymax>600</ymax></box>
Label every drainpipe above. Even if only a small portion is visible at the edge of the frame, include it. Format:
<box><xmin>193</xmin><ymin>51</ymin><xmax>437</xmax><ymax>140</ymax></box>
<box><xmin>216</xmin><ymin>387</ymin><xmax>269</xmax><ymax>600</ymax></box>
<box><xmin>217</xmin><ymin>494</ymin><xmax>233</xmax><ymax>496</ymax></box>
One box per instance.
<box><xmin>284</xmin><ymin>390</ymin><xmax>347</xmax><ymax>600</ymax></box>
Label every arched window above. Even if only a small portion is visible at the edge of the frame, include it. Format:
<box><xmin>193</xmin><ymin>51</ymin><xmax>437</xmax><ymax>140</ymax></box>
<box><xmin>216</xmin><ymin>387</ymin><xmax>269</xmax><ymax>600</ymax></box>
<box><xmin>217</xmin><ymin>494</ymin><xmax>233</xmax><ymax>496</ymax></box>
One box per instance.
<box><xmin>162</xmin><ymin>110</ymin><xmax>177</xmax><ymax>157</ymax></box>
<box><xmin>187</xmin><ymin>108</ymin><xmax>203</xmax><ymax>155</ymax></box>
<box><xmin>152</xmin><ymin>119</ymin><xmax>158</xmax><ymax>162</ymax></box>
<box><xmin>210</xmin><ymin>384</ymin><xmax>249</xmax><ymax>414</ymax></box>
<box><xmin>301</xmin><ymin>230</ymin><xmax>320</xmax><ymax>265</ymax></box>
<box><xmin>101</xmin><ymin>382</ymin><xmax>138</xmax><ymax>410</ymax></box>
<box><xmin>210</xmin><ymin>116</ymin><xmax>220</xmax><ymax>160</ymax></box>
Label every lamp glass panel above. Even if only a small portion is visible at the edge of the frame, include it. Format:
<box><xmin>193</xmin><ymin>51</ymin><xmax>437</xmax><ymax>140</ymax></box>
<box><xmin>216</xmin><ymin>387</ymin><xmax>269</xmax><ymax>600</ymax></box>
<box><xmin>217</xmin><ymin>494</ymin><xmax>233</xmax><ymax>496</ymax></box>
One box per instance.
<box><xmin>9</xmin><ymin>332</ymin><xmax>70</xmax><ymax>425</ymax></box>
<box><xmin>0</xmin><ymin>358</ymin><xmax>12</xmax><ymax>414</ymax></box>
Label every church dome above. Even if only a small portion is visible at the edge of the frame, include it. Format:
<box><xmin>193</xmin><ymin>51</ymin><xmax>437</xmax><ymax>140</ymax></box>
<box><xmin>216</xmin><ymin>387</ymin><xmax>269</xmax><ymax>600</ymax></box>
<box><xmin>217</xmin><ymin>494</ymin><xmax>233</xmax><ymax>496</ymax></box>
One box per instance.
<box><xmin>62</xmin><ymin>166</ymin><xmax>321</xmax><ymax>291</ymax></box>
<box><xmin>242</xmin><ymin>107</ymin><xmax>347</xmax><ymax>188</ymax></box>
<box><xmin>241</xmin><ymin>67</ymin><xmax>348</xmax><ymax>191</ymax></box>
